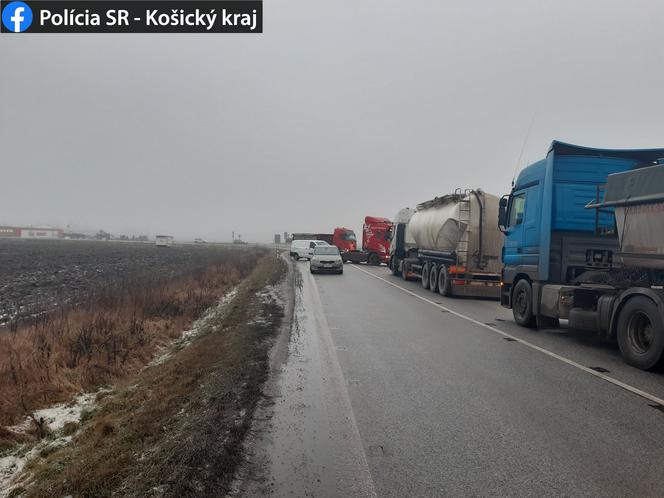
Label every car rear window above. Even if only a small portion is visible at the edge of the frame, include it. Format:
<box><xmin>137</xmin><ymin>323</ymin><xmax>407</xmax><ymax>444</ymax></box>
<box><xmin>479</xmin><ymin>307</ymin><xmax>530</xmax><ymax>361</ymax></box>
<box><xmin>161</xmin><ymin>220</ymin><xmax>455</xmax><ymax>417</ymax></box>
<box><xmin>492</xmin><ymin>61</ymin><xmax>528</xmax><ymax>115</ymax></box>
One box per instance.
<box><xmin>314</xmin><ymin>246</ymin><xmax>340</xmax><ymax>255</ymax></box>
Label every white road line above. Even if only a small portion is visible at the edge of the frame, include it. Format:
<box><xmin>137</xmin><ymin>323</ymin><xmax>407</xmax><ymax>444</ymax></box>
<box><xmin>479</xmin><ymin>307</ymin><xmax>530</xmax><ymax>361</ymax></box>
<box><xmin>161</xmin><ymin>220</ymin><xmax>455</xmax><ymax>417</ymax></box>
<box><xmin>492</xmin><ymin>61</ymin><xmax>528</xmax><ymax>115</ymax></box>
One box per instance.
<box><xmin>351</xmin><ymin>265</ymin><xmax>664</xmax><ymax>407</ymax></box>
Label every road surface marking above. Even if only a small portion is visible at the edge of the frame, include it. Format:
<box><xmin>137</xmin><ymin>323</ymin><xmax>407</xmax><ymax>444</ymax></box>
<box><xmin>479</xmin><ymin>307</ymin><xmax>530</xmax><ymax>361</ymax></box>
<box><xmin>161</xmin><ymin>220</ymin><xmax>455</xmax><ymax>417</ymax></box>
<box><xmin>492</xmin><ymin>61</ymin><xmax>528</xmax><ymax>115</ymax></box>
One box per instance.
<box><xmin>351</xmin><ymin>265</ymin><xmax>664</xmax><ymax>407</ymax></box>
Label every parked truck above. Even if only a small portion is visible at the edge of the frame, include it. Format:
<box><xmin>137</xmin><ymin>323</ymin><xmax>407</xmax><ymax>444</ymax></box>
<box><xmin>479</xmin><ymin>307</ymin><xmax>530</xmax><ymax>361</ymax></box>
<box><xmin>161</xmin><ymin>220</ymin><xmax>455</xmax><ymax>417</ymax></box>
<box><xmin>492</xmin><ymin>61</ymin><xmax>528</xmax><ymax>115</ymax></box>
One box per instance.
<box><xmin>343</xmin><ymin>216</ymin><xmax>393</xmax><ymax>265</ymax></box>
<box><xmin>499</xmin><ymin>141</ymin><xmax>664</xmax><ymax>369</ymax></box>
<box><xmin>291</xmin><ymin>228</ymin><xmax>357</xmax><ymax>253</ymax></box>
<box><xmin>390</xmin><ymin>189</ymin><xmax>503</xmax><ymax>297</ymax></box>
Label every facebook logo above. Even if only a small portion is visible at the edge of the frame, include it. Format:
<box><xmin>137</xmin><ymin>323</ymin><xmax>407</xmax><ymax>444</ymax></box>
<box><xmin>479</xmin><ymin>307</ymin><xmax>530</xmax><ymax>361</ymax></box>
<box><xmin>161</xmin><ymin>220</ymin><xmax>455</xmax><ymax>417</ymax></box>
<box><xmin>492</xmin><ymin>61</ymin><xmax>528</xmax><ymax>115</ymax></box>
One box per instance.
<box><xmin>2</xmin><ymin>1</ymin><xmax>33</xmax><ymax>32</ymax></box>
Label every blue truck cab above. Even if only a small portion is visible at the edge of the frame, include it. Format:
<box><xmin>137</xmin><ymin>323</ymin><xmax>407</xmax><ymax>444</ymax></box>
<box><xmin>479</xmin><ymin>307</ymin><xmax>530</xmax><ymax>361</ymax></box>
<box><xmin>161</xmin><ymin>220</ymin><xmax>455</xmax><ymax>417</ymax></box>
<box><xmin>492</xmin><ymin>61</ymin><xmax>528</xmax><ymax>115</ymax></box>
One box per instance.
<box><xmin>498</xmin><ymin>142</ymin><xmax>664</xmax><ymax>368</ymax></box>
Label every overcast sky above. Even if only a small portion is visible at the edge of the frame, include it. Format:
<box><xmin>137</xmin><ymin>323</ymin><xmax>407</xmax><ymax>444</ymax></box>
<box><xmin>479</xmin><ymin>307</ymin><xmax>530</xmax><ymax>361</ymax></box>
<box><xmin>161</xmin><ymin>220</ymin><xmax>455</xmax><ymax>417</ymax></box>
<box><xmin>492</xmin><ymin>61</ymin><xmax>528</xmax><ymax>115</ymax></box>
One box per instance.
<box><xmin>2</xmin><ymin>0</ymin><xmax>664</xmax><ymax>242</ymax></box>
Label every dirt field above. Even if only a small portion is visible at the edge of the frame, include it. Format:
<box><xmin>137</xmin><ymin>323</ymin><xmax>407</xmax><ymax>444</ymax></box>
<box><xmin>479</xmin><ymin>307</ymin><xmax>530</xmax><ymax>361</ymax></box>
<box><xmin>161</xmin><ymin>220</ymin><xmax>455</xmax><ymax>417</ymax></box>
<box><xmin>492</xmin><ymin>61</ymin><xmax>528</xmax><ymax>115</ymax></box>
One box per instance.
<box><xmin>0</xmin><ymin>239</ymin><xmax>262</xmax><ymax>327</ymax></box>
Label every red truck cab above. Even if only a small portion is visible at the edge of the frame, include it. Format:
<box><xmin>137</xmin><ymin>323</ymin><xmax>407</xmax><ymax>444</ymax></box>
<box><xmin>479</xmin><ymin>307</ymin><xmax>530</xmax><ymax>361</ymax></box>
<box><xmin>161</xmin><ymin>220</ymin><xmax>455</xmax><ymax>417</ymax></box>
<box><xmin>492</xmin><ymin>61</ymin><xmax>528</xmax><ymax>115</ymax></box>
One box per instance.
<box><xmin>332</xmin><ymin>227</ymin><xmax>357</xmax><ymax>252</ymax></box>
<box><xmin>362</xmin><ymin>216</ymin><xmax>393</xmax><ymax>264</ymax></box>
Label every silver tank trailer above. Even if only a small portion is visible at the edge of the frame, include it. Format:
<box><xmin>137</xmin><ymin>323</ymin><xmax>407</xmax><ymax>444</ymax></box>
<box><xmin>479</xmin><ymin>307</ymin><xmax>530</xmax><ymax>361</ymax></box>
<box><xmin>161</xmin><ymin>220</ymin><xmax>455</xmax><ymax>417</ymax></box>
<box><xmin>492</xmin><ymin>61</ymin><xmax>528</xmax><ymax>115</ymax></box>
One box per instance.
<box><xmin>408</xmin><ymin>190</ymin><xmax>502</xmax><ymax>273</ymax></box>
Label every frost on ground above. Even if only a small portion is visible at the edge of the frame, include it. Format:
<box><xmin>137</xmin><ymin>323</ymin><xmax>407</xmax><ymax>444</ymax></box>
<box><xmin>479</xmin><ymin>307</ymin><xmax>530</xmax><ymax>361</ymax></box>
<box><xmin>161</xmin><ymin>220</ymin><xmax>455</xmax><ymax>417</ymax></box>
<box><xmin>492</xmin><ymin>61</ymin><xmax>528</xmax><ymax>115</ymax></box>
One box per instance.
<box><xmin>150</xmin><ymin>286</ymin><xmax>239</xmax><ymax>366</ymax></box>
<box><xmin>0</xmin><ymin>392</ymin><xmax>100</xmax><ymax>497</ymax></box>
<box><xmin>248</xmin><ymin>285</ymin><xmax>283</xmax><ymax>326</ymax></box>
<box><xmin>8</xmin><ymin>393</ymin><xmax>98</xmax><ymax>436</ymax></box>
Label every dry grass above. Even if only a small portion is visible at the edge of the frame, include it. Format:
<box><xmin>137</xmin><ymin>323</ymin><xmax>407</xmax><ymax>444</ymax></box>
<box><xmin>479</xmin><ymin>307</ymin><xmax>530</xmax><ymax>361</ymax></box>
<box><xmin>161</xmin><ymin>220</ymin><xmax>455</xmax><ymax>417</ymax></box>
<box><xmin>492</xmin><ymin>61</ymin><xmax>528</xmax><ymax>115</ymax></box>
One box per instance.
<box><xmin>0</xmin><ymin>249</ymin><xmax>263</xmax><ymax>427</ymax></box>
<box><xmin>19</xmin><ymin>254</ymin><xmax>288</xmax><ymax>498</ymax></box>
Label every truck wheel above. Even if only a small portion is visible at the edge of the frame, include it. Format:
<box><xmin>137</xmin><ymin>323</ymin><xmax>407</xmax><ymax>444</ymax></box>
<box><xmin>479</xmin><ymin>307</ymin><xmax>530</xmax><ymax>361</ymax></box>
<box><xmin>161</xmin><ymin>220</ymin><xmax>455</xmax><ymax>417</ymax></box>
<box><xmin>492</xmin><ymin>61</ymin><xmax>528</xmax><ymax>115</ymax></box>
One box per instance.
<box><xmin>512</xmin><ymin>280</ymin><xmax>536</xmax><ymax>328</ymax></box>
<box><xmin>402</xmin><ymin>261</ymin><xmax>410</xmax><ymax>281</ymax></box>
<box><xmin>429</xmin><ymin>264</ymin><xmax>439</xmax><ymax>293</ymax></box>
<box><xmin>368</xmin><ymin>253</ymin><xmax>380</xmax><ymax>266</ymax></box>
<box><xmin>617</xmin><ymin>296</ymin><xmax>664</xmax><ymax>370</ymax></box>
<box><xmin>421</xmin><ymin>263</ymin><xmax>430</xmax><ymax>289</ymax></box>
<box><xmin>438</xmin><ymin>265</ymin><xmax>452</xmax><ymax>296</ymax></box>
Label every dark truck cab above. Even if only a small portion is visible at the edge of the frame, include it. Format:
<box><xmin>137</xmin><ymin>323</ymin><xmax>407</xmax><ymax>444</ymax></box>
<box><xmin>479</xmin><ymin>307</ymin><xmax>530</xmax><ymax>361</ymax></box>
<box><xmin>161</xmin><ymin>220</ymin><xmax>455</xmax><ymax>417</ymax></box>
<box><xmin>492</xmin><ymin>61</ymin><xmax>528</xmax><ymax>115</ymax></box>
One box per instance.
<box><xmin>499</xmin><ymin>141</ymin><xmax>664</xmax><ymax>369</ymax></box>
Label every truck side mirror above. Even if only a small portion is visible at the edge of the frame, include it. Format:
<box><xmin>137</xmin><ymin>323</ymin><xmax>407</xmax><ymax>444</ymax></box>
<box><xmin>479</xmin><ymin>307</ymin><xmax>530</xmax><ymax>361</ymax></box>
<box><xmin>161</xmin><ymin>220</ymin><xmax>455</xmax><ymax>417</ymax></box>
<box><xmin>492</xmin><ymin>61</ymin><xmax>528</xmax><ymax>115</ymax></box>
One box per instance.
<box><xmin>498</xmin><ymin>195</ymin><xmax>509</xmax><ymax>232</ymax></box>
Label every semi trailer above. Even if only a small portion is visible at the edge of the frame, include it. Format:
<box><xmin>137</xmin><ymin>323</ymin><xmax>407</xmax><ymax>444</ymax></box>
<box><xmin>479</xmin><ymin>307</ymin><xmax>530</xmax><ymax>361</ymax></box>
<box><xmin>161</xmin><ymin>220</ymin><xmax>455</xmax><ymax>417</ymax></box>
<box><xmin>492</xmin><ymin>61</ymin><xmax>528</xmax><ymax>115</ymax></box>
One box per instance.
<box><xmin>390</xmin><ymin>189</ymin><xmax>502</xmax><ymax>298</ymax></box>
<box><xmin>499</xmin><ymin>141</ymin><xmax>664</xmax><ymax>369</ymax></box>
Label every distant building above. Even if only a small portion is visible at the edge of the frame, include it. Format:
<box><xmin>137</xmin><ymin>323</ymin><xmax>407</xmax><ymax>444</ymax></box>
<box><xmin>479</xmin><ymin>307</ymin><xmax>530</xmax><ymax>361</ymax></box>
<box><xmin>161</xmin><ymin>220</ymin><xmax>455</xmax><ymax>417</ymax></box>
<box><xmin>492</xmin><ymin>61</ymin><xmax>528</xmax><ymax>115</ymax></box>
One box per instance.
<box><xmin>0</xmin><ymin>227</ymin><xmax>21</xmax><ymax>238</ymax></box>
<box><xmin>0</xmin><ymin>226</ymin><xmax>63</xmax><ymax>239</ymax></box>
<box><xmin>274</xmin><ymin>234</ymin><xmax>281</xmax><ymax>244</ymax></box>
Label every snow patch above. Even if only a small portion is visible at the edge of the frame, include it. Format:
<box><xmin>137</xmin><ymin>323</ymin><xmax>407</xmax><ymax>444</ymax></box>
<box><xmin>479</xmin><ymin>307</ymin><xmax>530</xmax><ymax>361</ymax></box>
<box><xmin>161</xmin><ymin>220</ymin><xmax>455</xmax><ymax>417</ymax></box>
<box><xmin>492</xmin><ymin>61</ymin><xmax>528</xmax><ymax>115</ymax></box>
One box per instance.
<box><xmin>248</xmin><ymin>285</ymin><xmax>282</xmax><ymax>326</ymax></box>
<box><xmin>0</xmin><ymin>390</ymin><xmax>102</xmax><ymax>497</ymax></box>
<box><xmin>150</xmin><ymin>287</ymin><xmax>239</xmax><ymax>366</ymax></box>
<box><xmin>8</xmin><ymin>393</ymin><xmax>97</xmax><ymax>435</ymax></box>
<box><xmin>256</xmin><ymin>285</ymin><xmax>284</xmax><ymax>308</ymax></box>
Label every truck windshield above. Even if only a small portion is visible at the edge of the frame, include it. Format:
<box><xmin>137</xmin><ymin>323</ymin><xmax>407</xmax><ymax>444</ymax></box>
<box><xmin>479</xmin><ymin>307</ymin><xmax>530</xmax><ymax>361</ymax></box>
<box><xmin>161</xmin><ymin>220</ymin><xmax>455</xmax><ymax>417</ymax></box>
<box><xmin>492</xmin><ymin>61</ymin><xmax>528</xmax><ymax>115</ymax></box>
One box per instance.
<box><xmin>342</xmin><ymin>232</ymin><xmax>356</xmax><ymax>241</ymax></box>
<box><xmin>508</xmin><ymin>193</ymin><xmax>526</xmax><ymax>227</ymax></box>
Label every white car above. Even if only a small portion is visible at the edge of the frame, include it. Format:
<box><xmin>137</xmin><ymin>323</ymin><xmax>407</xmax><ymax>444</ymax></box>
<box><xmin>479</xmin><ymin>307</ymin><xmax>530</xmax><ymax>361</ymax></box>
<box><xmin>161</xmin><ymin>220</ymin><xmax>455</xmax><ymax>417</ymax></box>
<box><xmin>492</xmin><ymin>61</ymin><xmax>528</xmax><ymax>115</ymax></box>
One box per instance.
<box><xmin>310</xmin><ymin>245</ymin><xmax>344</xmax><ymax>274</ymax></box>
<box><xmin>290</xmin><ymin>239</ymin><xmax>328</xmax><ymax>260</ymax></box>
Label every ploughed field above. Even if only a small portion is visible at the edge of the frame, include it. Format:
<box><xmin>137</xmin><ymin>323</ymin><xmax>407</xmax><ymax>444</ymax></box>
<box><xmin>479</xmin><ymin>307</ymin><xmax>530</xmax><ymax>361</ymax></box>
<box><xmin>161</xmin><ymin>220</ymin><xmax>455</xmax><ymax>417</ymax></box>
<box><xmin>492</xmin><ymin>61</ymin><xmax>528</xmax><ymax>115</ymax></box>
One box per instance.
<box><xmin>0</xmin><ymin>239</ymin><xmax>247</xmax><ymax>327</ymax></box>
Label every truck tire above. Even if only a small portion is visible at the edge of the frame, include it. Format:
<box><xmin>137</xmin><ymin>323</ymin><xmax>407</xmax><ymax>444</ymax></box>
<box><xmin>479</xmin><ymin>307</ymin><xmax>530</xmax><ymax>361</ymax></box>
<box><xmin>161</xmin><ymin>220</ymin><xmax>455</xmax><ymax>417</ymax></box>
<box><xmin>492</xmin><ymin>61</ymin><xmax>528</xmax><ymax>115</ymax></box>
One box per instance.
<box><xmin>429</xmin><ymin>264</ymin><xmax>439</xmax><ymax>293</ymax></box>
<box><xmin>421</xmin><ymin>262</ymin><xmax>430</xmax><ymax>289</ymax></box>
<box><xmin>617</xmin><ymin>296</ymin><xmax>664</xmax><ymax>370</ymax></box>
<box><xmin>438</xmin><ymin>265</ymin><xmax>452</xmax><ymax>296</ymax></box>
<box><xmin>512</xmin><ymin>279</ymin><xmax>536</xmax><ymax>328</ymax></box>
<box><xmin>402</xmin><ymin>261</ymin><xmax>410</xmax><ymax>281</ymax></box>
<box><xmin>368</xmin><ymin>253</ymin><xmax>380</xmax><ymax>266</ymax></box>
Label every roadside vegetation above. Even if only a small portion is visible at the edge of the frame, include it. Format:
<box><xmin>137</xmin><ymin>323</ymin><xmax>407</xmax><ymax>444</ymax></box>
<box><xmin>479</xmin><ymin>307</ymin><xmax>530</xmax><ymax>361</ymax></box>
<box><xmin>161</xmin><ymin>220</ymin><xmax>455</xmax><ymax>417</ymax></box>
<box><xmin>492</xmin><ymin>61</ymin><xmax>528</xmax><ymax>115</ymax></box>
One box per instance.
<box><xmin>0</xmin><ymin>246</ymin><xmax>264</xmax><ymax>430</ymax></box>
<box><xmin>10</xmin><ymin>253</ymin><xmax>288</xmax><ymax>497</ymax></box>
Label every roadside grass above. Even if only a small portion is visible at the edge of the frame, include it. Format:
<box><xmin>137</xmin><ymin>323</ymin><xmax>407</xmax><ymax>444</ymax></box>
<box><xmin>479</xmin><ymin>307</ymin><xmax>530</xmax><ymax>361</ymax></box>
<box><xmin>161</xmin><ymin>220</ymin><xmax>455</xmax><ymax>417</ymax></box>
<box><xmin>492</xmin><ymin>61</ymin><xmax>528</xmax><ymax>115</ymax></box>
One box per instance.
<box><xmin>19</xmin><ymin>254</ymin><xmax>287</xmax><ymax>498</ymax></box>
<box><xmin>0</xmin><ymin>249</ymin><xmax>263</xmax><ymax>427</ymax></box>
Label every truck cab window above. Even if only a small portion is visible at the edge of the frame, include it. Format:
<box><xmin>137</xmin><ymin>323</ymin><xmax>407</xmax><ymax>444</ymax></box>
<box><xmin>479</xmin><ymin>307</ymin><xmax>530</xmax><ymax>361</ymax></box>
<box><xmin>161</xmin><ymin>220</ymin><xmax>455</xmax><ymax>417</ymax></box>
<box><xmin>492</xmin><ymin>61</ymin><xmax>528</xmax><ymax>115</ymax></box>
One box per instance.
<box><xmin>508</xmin><ymin>193</ymin><xmax>526</xmax><ymax>227</ymax></box>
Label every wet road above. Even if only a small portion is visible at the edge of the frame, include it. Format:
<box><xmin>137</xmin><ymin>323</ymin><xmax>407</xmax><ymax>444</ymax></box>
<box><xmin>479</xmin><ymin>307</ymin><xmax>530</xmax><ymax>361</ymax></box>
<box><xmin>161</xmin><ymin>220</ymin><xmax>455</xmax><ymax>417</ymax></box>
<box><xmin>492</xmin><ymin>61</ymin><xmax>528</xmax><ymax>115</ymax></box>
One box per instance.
<box><xmin>244</xmin><ymin>261</ymin><xmax>664</xmax><ymax>497</ymax></box>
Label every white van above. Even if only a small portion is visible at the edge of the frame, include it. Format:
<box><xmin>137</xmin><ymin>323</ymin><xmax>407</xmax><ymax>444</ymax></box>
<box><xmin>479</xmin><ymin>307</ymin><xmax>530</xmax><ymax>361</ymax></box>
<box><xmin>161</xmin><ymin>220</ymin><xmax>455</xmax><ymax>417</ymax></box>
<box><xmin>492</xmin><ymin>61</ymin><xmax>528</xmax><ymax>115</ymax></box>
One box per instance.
<box><xmin>290</xmin><ymin>240</ymin><xmax>328</xmax><ymax>260</ymax></box>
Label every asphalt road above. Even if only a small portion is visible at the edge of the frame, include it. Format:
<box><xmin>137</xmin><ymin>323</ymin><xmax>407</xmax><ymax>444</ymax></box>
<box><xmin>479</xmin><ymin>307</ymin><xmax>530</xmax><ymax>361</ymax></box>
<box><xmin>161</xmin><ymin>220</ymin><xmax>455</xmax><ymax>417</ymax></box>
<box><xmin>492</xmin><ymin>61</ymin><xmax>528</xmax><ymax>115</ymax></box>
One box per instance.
<box><xmin>242</xmin><ymin>260</ymin><xmax>664</xmax><ymax>497</ymax></box>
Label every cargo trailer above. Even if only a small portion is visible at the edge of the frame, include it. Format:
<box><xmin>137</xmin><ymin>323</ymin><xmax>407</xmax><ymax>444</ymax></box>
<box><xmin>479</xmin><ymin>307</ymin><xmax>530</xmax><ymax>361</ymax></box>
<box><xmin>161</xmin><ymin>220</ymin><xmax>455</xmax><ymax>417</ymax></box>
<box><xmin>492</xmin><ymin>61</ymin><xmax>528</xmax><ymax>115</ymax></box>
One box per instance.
<box><xmin>390</xmin><ymin>189</ymin><xmax>502</xmax><ymax>298</ymax></box>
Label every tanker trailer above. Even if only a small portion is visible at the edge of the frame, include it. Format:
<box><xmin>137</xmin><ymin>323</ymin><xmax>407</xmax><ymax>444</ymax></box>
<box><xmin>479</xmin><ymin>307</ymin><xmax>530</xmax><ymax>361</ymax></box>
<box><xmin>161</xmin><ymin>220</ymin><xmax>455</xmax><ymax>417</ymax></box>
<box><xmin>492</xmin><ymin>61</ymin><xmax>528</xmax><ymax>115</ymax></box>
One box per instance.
<box><xmin>392</xmin><ymin>189</ymin><xmax>502</xmax><ymax>298</ymax></box>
